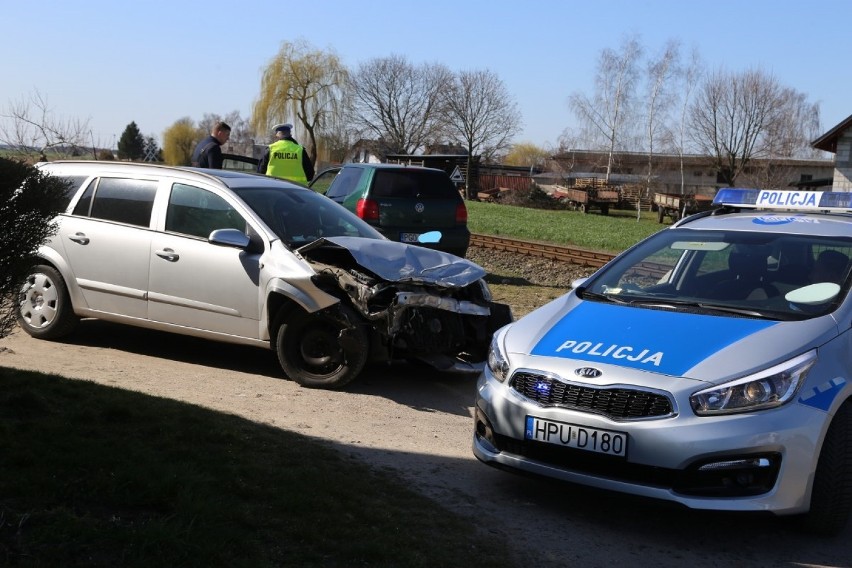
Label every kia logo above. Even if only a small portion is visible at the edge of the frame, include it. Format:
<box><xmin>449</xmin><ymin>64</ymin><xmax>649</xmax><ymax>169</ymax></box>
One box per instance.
<box><xmin>415</xmin><ymin>203</ymin><xmax>425</xmax><ymax>213</ymax></box>
<box><xmin>575</xmin><ymin>367</ymin><xmax>602</xmax><ymax>378</ymax></box>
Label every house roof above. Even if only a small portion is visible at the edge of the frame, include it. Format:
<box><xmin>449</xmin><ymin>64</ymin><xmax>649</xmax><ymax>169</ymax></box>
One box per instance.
<box><xmin>812</xmin><ymin>113</ymin><xmax>852</xmax><ymax>153</ymax></box>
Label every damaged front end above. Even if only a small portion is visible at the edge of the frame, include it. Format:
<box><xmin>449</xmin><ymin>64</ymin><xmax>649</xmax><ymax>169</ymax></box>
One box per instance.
<box><xmin>299</xmin><ymin>237</ymin><xmax>513</xmax><ymax>372</ymax></box>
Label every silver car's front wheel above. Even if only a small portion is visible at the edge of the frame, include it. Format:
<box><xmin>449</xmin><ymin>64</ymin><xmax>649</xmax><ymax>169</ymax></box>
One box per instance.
<box><xmin>275</xmin><ymin>304</ymin><xmax>368</xmax><ymax>389</ymax></box>
<box><xmin>18</xmin><ymin>265</ymin><xmax>78</xmax><ymax>340</ymax></box>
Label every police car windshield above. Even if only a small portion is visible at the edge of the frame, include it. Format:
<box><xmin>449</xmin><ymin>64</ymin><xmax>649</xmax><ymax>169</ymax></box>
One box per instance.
<box><xmin>583</xmin><ymin>229</ymin><xmax>852</xmax><ymax>320</ymax></box>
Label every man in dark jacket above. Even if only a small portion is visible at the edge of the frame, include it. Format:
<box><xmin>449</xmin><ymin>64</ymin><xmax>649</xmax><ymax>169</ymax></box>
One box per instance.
<box><xmin>191</xmin><ymin>121</ymin><xmax>231</xmax><ymax>168</ymax></box>
<box><xmin>257</xmin><ymin>123</ymin><xmax>314</xmax><ymax>184</ymax></box>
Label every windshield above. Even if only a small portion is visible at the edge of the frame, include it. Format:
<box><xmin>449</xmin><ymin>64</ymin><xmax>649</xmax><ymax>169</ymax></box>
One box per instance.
<box><xmin>234</xmin><ymin>186</ymin><xmax>384</xmax><ymax>247</ymax></box>
<box><xmin>581</xmin><ymin>229</ymin><xmax>852</xmax><ymax>320</ymax></box>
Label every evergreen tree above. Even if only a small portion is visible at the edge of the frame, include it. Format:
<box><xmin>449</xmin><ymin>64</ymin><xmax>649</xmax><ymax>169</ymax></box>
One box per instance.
<box><xmin>117</xmin><ymin>121</ymin><xmax>145</xmax><ymax>160</ymax></box>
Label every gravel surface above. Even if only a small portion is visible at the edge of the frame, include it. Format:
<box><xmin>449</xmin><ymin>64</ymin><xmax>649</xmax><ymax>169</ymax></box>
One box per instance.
<box><xmin>465</xmin><ymin>245</ymin><xmax>595</xmax><ymax>317</ymax></box>
<box><xmin>465</xmin><ymin>245</ymin><xmax>594</xmax><ymax>288</ymax></box>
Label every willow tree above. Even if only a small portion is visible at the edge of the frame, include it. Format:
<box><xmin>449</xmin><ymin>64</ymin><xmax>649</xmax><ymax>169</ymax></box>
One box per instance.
<box><xmin>252</xmin><ymin>39</ymin><xmax>347</xmax><ymax>163</ymax></box>
<box><xmin>162</xmin><ymin>117</ymin><xmax>199</xmax><ymax>166</ymax></box>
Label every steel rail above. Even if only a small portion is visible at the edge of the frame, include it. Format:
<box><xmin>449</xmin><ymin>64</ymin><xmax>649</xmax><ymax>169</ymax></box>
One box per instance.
<box><xmin>469</xmin><ymin>233</ymin><xmax>616</xmax><ymax>269</ymax></box>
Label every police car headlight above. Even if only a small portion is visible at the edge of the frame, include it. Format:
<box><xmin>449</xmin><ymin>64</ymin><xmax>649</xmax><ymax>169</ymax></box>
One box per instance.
<box><xmin>690</xmin><ymin>351</ymin><xmax>816</xmax><ymax>415</ymax></box>
<box><xmin>486</xmin><ymin>335</ymin><xmax>510</xmax><ymax>382</ymax></box>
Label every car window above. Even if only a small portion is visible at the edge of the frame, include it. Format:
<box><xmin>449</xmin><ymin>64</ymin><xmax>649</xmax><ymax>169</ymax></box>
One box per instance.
<box><xmin>235</xmin><ymin>185</ymin><xmax>385</xmax><ymax>246</ymax></box>
<box><xmin>71</xmin><ymin>177</ymin><xmax>157</xmax><ymax>227</ymax></box>
<box><xmin>54</xmin><ymin>175</ymin><xmax>89</xmax><ymax>210</ymax></box>
<box><xmin>165</xmin><ymin>183</ymin><xmax>246</xmax><ymax>239</ymax></box>
<box><xmin>371</xmin><ymin>169</ymin><xmax>459</xmax><ymax>199</ymax></box>
<box><xmin>325</xmin><ymin>167</ymin><xmax>362</xmax><ymax>200</ymax></box>
<box><xmin>309</xmin><ymin>169</ymin><xmax>339</xmax><ymax>195</ymax></box>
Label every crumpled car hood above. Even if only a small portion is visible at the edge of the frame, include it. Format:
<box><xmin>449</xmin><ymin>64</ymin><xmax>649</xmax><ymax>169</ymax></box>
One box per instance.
<box><xmin>298</xmin><ymin>237</ymin><xmax>486</xmax><ymax>287</ymax></box>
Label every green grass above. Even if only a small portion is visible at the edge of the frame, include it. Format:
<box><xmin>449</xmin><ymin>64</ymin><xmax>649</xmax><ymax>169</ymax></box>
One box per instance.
<box><xmin>467</xmin><ymin>200</ymin><xmax>666</xmax><ymax>253</ymax></box>
<box><xmin>0</xmin><ymin>369</ymin><xmax>515</xmax><ymax>568</ymax></box>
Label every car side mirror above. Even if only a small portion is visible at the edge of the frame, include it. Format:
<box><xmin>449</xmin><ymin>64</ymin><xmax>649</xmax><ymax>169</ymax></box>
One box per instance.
<box><xmin>209</xmin><ymin>228</ymin><xmax>251</xmax><ymax>249</ymax></box>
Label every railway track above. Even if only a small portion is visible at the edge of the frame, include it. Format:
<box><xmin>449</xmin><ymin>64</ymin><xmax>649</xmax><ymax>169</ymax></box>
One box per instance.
<box><xmin>469</xmin><ymin>234</ymin><xmax>616</xmax><ymax>269</ymax></box>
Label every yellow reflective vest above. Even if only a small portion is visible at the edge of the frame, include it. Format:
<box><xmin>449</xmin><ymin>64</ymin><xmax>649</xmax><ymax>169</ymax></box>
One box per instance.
<box><xmin>265</xmin><ymin>139</ymin><xmax>308</xmax><ymax>184</ymax></box>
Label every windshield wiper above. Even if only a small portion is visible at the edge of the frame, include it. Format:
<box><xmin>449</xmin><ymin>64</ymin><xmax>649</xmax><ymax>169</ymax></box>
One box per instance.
<box><xmin>578</xmin><ymin>289</ymin><xmax>631</xmax><ymax>304</ymax></box>
<box><xmin>626</xmin><ymin>298</ymin><xmax>775</xmax><ymax>319</ymax></box>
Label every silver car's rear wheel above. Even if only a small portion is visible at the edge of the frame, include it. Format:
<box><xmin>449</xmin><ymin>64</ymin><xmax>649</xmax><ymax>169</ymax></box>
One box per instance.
<box><xmin>18</xmin><ymin>265</ymin><xmax>79</xmax><ymax>340</ymax></box>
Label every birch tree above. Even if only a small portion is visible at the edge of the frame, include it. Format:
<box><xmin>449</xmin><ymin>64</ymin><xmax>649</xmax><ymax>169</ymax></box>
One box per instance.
<box><xmin>569</xmin><ymin>36</ymin><xmax>642</xmax><ymax>183</ymax></box>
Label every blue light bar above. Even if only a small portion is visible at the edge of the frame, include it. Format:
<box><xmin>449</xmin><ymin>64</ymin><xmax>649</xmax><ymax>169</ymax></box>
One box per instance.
<box><xmin>713</xmin><ymin>188</ymin><xmax>852</xmax><ymax>211</ymax></box>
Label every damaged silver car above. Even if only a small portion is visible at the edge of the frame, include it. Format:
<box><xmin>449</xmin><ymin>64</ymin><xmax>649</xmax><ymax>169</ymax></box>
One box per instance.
<box><xmin>18</xmin><ymin>161</ymin><xmax>512</xmax><ymax>388</ymax></box>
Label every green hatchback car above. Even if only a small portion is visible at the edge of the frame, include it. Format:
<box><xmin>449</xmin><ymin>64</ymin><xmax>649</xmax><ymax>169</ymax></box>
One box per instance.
<box><xmin>310</xmin><ymin>163</ymin><xmax>470</xmax><ymax>258</ymax></box>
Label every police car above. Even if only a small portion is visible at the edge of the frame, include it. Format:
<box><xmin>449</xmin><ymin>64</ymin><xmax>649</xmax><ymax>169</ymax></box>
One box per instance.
<box><xmin>473</xmin><ymin>188</ymin><xmax>852</xmax><ymax>535</ymax></box>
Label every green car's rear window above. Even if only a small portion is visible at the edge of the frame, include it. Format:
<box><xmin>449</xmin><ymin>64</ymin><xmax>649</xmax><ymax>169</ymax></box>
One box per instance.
<box><xmin>371</xmin><ymin>170</ymin><xmax>459</xmax><ymax>200</ymax></box>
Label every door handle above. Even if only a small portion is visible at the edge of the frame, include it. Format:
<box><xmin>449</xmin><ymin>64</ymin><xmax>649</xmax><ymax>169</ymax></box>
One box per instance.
<box><xmin>155</xmin><ymin>248</ymin><xmax>180</xmax><ymax>262</ymax></box>
<box><xmin>68</xmin><ymin>232</ymin><xmax>90</xmax><ymax>245</ymax></box>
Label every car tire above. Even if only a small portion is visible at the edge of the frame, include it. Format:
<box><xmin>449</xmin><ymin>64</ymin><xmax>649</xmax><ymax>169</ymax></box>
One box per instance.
<box><xmin>798</xmin><ymin>401</ymin><xmax>852</xmax><ymax>535</ymax></box>
<box><xmin>17</xmin><ymin>264</ymin><xmax>79</xmax><ymax>340</ymax></box>
<box><xmin>275</xmin><ymin>304</ymin><xmax>368</xmax><ymax>389</ymax></box>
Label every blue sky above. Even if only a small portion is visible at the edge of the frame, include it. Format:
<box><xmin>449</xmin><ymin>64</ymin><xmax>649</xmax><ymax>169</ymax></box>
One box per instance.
<box><xmin>3</xmin><ymin>0</ymin><xmax>850</xmax><ymax>150</ymax></box>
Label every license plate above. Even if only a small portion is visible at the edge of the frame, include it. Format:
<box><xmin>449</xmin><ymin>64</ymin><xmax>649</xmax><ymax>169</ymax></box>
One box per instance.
<box><xmin>400</xmin><ymin>232</ymin><xmax>420</xmax><ymax>243</ymax></box>
<box><xmin>525</xmin><ymin>416</ymin><xmax>627</xmax><ymax>457</ymax></box>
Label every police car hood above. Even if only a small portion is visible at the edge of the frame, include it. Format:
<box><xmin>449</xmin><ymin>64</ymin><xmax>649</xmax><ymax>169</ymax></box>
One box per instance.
<box><xmin>505</xmin><ymin>292</ymin><xmax>839</xmax><ymax>386</ymax></box>
<box><xmin>298</xmin><ymin>237</ymin><xmax>486</xmax><ymax>287</ymax></box>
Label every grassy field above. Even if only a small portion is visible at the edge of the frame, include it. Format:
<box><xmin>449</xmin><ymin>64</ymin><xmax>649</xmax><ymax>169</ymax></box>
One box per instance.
<box><xmin>466</xmin><ymin>200</ymin><xmax>666</xmax><ymax>253</ymax></box>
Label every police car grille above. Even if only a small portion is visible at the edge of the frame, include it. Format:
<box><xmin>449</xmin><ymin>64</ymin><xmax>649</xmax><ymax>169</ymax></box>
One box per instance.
<box><xmin>510</xmin><ymin>371</ymin><xmax>673</xmax><ymax>419</ymax></box>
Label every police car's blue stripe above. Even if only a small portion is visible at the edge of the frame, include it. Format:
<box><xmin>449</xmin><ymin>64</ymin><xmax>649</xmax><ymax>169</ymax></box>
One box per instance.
<box><xmin>799</xmin><ymin>377</ymin><xmax>846</xmax><ymax>411</ymax></box>
<box><xmin>531</xmin><ymin>303</ymin><xmax>776</xmax><ymax>376</ymax></box>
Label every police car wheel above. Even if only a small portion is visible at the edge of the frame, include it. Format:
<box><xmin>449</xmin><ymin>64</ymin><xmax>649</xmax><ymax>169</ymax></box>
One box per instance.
<box><xmin>798</xmin><ymin>401</ymin><xmax>852</xmax><ymax>535</ymax></box>
<box><xmin>17</xmin><ymin>265</ymin><xmax>79</xmax><ymax>340</ymax></box>
<box><xmin>275</xmin><ymin>304</ymin><xmax>368</xmax><ymax>390</ymax></box>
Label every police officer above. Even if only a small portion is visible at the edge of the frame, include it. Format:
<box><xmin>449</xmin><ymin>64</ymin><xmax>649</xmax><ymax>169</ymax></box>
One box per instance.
<box><xmin>257</xmin><ymin>123</ymin><xmax>314</xmax><ymax>184</ymax></box>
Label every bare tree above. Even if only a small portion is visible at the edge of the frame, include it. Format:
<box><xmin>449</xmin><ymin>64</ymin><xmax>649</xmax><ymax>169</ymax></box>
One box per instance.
<box><xmin>346</xmin><ymin>55</ymin><xmax>452</xmax><ymax>155</ymax></box>
<box><xmin>252</xmin><ymin>39</ymin><xmax>347</xmax><ymax>164</ymax></box>
<box><xmin>643</xmin><ymin>40</ymin><xmax>680</xmax><ymax>211</ymax></box>
<box><xmin>199</xmin><ymin>111</ymin><xmax>254</xmax><ymax>157</ymax></box>
<box><xmin>0</xmin><ymin>90</ymin><xmax>93</xmax><ymax>161</ymax></box>
<box><xmin>688</xmin><ymin>68</ymin><xmax>818</xmax><ymax>186</ymax></box>
<box><xmin>674</xmin><ymin>48</ymin><xmax>704</xmax><ymax>194</ymax></box>
<box><xmin>443</xmin><ymin>69</ymin><xmax>522</xmax><ymax>198</ymax></box>
<box><xmin>569</xmin><ymin>36</ymin><xmax>642</xmax><ymax>183</ymax></box>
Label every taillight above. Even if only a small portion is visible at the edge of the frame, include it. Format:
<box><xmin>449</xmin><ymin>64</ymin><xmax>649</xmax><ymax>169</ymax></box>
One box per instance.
<box><xmin>455</xmin><ymin>202</ymin><xmax>468</xmax><ymax>224</ymax></box>
<box><xmin>356</xmin><ymin>198</ymin><xmax>380</xmax><ymax>221</ymax></box>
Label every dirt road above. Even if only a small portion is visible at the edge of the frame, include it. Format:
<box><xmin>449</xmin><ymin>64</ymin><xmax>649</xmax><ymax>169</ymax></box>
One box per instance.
<box><xmin>1</xmin><ymin>320</ymin><xmax>850</xmax><ymax>568</ymax></box>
